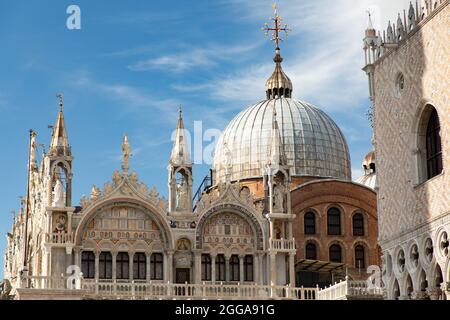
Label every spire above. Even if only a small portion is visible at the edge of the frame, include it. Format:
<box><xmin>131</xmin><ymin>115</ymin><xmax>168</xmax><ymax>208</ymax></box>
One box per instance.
<box><xmin>49</xmin><ymin>94</ymin><xmax>70</xmax><ymax>156</ymax></box>
<box><xmin>365</xmin><ymin>11</ymin><xmax>377</xmax><ymax>37</ymax></box>
<box><xmin>263</xmin><ymin>2</ymin><xmax>293</xmax><ymax>99</ymax></box>
<box><xmin>267</xmin><ymin>105</ymin><xmax>287</xmax><ymax>167</ymax></box>
<box><xmin>170</xmin><ymin>106</ymin><xmax>191</xmax><ymax>166</ymax></box>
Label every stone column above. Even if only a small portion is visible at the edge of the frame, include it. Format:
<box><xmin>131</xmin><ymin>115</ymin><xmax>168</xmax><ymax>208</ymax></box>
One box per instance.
<box><xmin>254</xmin><ymin>254</ymin><xmax>259</xmax><ymax>284</ymax></box>
<box><xmin>146</xmin><ymin>253</ymin><xmax>151</xmax><ymax>281</ymax></box>
<box><xmin>193</xmin><ymin>250</ymin><xmax>202</xmax><ymax>284</ymax></box>
<box><xmin>211</xmin><ymin>254</ymin><xmax>216</xmax><ymax>283</ymax></box>
<box><xmin>112</xmin><ymin>252</ymin><xmax>117</xmax><ymax>281</ymax></box>
<box><xmin>94</xmin><ymin>251</ymin><xmax>100</xmax><ymax>281</ymax></box>
<box><xmin>225</xmin><ymin>256</ymin><xmax>230</xmax><ymax>282</ymax></box>
<box><xmin>166</xmin><ymin>250</ymin><xmax>174</xmax><ymax>283</ymax></box>
<box><xmin>129</xmin><ymin>252</ymin><xmax>134</xmax><ymax>281</ymax></box>
<box><xmin>289</xmin><ymin>252</ymin><xmax>296</xmax><ymax>286</ymax></box>
<box><xmin>239</xmin><ymin>255</ymin><xmax>245</xmax><ymax>283</ymax></box>
<box><xmin>257</xmin><ymin>252</ymin><xmax>267</xmax><ymax>285</ymax></box>
<box><xmin>269</xmin><ymin>252</ymin><xmax>277</xmax><ymax>285</ymax></box>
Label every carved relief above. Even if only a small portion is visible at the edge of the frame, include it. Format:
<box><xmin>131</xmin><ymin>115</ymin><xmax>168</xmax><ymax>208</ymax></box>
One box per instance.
<box><xmin>203</xmin><ymin>213</ymin><xmax>254</xmax><ymax>249</ymax></box>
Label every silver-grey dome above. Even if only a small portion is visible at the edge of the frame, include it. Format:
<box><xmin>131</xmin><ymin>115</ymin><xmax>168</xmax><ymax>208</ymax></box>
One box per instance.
<box><xmin>212</xmin><ymin>98</ymin><xmax>351</xmax><ymax>182</ymax></box>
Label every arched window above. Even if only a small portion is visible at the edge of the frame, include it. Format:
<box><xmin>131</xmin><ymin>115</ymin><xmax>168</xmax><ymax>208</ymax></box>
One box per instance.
<box><xmin>150</xmin><ymin>253</ymin><xmax>163</xmax><ymax>280</ymax></box>
<box><xmin>116</xmin><ymin>252</ymin><xmax>129</xmax><ymax>279</ymax></box>
<box><xmin>426</xmin><ymin>108</ymin><xmax>443</xmax><ymax>179</ymax></box>
<box><xmin>216</xmin><ymin>255</ymin><xmax>226</xmax><ymax>281</ymax></box>
<box><xmin>81</xmin><ymin>251</ymin><xmax>95</xmax><ymax>279</ymax></box>
<box><xmin>352</xmin><ymin>213</ymin><xmax>364</xmax><ymax>236</ymax></box>
<box><xmin>133</xmin><ymin>253</ymin><xmax>146</xmax><ymax>280</ymax></box>
<box><xmin>201</xmin><ymin>254</ymin><xmax>212</xmax><ymax>281</ymax></box>
<box><xmin>244</xmin><ymin>255</ymin><xmax>254</xmax><ymax>282</ymax></box>
<box><xmin>327</xmin><ymin>207</ymin><xmax>341</xmax><ymax>235</ymax></box>
<box><xmin>305</xmin><ymin>243</ymin><xmax>317</xmax><ymax>260</ymax></box>
<box><xmin>329</xmin><ymin>244</ymin><xmax>342</xmax><ymax>263</ymax></box>
<box><xmin>304</xmin><ymin>212</ymin><xmax>316</xmax><ymax>235</ymax></box>
<box><xmin>99</xmin><ymin>252</ymin><xmax>112</xmax><ymax>279</ymax></box>
<box><xmin>230</xmin><ymin>255</ymin><xmax>240</xmax><ymax>282</ymax></box>
<box><xmin>355</xmin><ymin>245</ymin><xmax>366</xmax><ymax>268</ymax></box>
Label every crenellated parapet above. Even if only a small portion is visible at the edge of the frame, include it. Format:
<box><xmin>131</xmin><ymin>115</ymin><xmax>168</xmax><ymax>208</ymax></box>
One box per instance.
<box><xmin>363</xmin><ymin>0</ymin><xmax>446</xmax><ymax>66</ymax></box>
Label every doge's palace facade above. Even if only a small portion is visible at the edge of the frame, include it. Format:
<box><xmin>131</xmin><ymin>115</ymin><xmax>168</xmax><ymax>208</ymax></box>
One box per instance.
<box><xmin>363</xmin><ymin>0</ymin><xmax>450</xmax><ymax>300</ymax></box>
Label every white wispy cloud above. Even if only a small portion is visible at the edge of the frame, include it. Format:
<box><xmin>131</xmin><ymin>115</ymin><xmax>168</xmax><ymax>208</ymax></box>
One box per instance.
<box><xmin>128</xmin><ymin>42</ymin><xmax>261</xmax><ymax>73</ymax></box>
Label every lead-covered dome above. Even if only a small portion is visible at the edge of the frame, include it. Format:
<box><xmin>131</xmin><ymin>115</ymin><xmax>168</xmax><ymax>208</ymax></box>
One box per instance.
<box><xmin>212</xmin><ymin>98</ymin><xmax>351</xmax><ymax>182</ymax></box>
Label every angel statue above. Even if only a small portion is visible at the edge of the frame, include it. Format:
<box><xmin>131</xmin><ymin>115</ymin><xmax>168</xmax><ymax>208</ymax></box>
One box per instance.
<box><xmin>121</xmin><ymin>135</ymin><xmax>131</xmax><ymax>172</ymax></box>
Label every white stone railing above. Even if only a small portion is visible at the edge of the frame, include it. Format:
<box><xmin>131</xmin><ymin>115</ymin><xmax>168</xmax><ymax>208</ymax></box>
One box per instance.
<box><xmin>270</xmin><ymin>239</ymin><xmax>296</xmax><ymax>251</ymax></box>
<box><xmin>46</xmin><ymin>232</ymin><xmax>73</xmax><ymax>244</ymax></box>
<box><xmin>21</xmin><ymin>276</ymin><xmax>317</xmax><ymax>300</ymax></box>
<box><xmin>318</xmin><ymin>277</ymin><xmax>383</xmax><ymax>300</ymax></box>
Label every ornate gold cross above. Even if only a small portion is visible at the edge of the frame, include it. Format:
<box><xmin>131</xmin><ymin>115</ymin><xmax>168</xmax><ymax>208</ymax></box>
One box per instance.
<box><xmin>262</xmin><ymin>2</ymin><xmax>291</xmax><ymax>48</ymax></box>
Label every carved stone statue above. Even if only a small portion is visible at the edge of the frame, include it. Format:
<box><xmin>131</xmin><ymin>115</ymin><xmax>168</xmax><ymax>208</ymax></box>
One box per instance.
<box><xmin>273</xmin><ymin>185</ymin><xmax>284</xmax><ymax>212</ymax></box>
<box><xmin>121</xmin><ymin>135</ymin><xmax>131</xmax><ymax>172</ymax></box>
<box><xmin>176</xmin><ymin>178</ymin><xmax>188</xmax><ymax>210</ymax></box>
<box><xmin>52</xmin><ymin>178</ymin><xmax>65</xmax><ymax>207</ymax></box>
<box><xmin>112</xmin><ymin>170</ymin><xmax>122</xmax><ymax>187</ymax></box>
<box><xmin>90</xmin><ymin>185</ymin><xmax>101</xmax><ymax>201</ymax></box>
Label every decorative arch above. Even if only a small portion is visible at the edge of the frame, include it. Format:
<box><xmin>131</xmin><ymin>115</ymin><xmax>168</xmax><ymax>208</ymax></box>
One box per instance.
<box><xmin>195</xmin><ymin>203</ymin><xmax>264</xmax><ymax>251</ymax></box>
<box><xmin>74</xmin><ymin>197</ymin><xmax>174</xmax><ymax>250</ymax></box>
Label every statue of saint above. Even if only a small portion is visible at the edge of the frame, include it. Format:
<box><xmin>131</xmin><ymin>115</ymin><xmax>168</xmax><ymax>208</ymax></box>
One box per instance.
<box><xmin>273</xmin><ymin>185</ymin><xmax>284</xmax><ymax>212</ymax></box>
<box><xmin>176</xmin><ymin>178</ymin><xmax>188</xmax><ymax>210</ymax></box>
<box><xmin>121</xmin><ymin>135</ymin><xmax>131</xmax><ymax>172</ymax></box>
<box><xmin>52</xmin><ymin>178</ymin><xmax>65</xmax><ymax>207</ymax></box>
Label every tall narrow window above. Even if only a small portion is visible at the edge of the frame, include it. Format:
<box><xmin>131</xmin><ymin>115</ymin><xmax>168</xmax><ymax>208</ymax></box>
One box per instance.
<box><xmin>305</xmin><ymin>243</ymin><xmax>317</xmax><ymax>260</ymax></box>
<box><xmin>327</xmin><ymin>207</ymin><xmax>341</xmax><ymax>235</ymax></box>
<box><xmin>244</xmin><ymin>255</ymin><xmax>254</xmax><ymax>282</ymax></box>
<box><xmin>230</xmin><ymin>255</ymin><xmax>240</xmax><ymax>282</ymax></box>
<box><xmin>116</xmin><ymin>252</ymin><xmax>129</xmax><ymax>279</ymax></box>
<box><xmin>216</xmin><ymin>254</ymin><xmax>226</xmax><ymax>281</ymax></box>
<box><xmin>150</xmin><ymin>253</ymin><xmax>163</xmax><ymax>280</ymax></box>
<box><xmin>304</xmin><ymin>212</ymin><xmax>316</xmax><ymax>235</ymax></box>
<box><xmin>81</xmin><ymin>251</ymin><xmax>95</xmax><ymax>279</ymax></box>
<box><xmin>355</xmin><ymin>245</ymin><xmax>366</xmax><ymax>269</ymax></box>
<box><xmin>329</xmin><ymin>244</ymin><xmax>342</xmax><ymax>263</ymax></box>
<box><xmin>133</xmin><ymin>253</ymin><xmax>146</xmax><ymax>280</ymax></box>
<box><xmin>99</xmin><ymin>252</ymin><xmax>112</xmax><ymax>279</ymax></box>
<box><xmin>201</xmin><ymin>254</ymin><xmax>212</xmax><ymax>281</ymax></box>
<box><xmin>352</xmin><ymin>213</ymin><xmax>364</xmax><ymax>236</ymax></box>
<box><xmin>426</xmin><ymin>109</ymin><xmax>443</xmax><ymax>179</ymax></box>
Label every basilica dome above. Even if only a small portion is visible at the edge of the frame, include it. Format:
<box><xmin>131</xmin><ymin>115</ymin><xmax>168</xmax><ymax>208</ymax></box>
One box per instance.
<box><xmin>212</xmin><ymin>97</ymin><xmax>351</xmax><ymax>183</ymax></box>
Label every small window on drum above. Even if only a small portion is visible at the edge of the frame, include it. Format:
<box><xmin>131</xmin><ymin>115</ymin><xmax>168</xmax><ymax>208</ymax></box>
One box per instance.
<box><xmin>395</xmin><ymin>73</ymin><xmax>405</xmax><ymax>97</ymax></box>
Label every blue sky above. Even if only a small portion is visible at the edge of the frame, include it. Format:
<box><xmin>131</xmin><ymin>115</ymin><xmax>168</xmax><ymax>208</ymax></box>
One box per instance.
<box><xmin>0</xmin><ymin>0</ymin><xmax>412</xmax><ymax>278</ymax></box>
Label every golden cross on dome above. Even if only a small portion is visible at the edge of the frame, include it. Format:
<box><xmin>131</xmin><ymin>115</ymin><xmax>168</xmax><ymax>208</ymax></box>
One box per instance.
<box><xmin>262</xmin><ymin>2</ymin><xmax>291</xmax><ymax>48</ymax></box>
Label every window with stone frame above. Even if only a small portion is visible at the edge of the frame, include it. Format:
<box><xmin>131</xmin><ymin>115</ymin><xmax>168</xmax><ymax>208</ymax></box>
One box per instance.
<box><xmin>305</xmin><ymin>242</ymin><xmax>317</xmax><ymax>260</ymax></box>
<box><xmin>201</xmin><ymin>254</ymin><xmax>212</xmax><ymax>281</ymax></box>
<box><xmin>327</xmin><ymin>207</ymin><xmax>341</xmax><ymax>235</ymax></box>
<box><xmin>329</xmin><ymin>244</ymin><xmax>342</xmax><ymax>263</ymax></box>
<box><xmin>304</xmin><ymin>212</ymin><xmax>316</xmax><ymax>235</ymax></box>
<box><xmin>99</xmin><ymin>252</ymin><xmax>112</xmax><ymax>279</ymax></box>
<box><xmin>352</xmin><ymin>213</ymin><xmax>364</xmax><ymax>236</ymax></box>
<box><xmin>133</xmin><ymin>253</ymin><xmax>146</xmax><ymax>280</ymax></box>
<box><xmin>150</xmin><ymin>253</ymin><xmax>163</xmax><ymax>280</ymax></box>
<box><xmin>216</xmin><ymin>254</ymin><xmax>226</xmax><ymax>281</ymax></box>
<box><xmin>426</xmin><ymin>108</ymin><xmax>443</xmax><ymax>179</ymax></box>
<box><xmin>81</xmin><ymin>251</ymin><xmax>95</xmax><ymax>279</ymax></box>
<box><xmin>116</xmin><ymin>252</ymin><xmax>130</xmax><ymax>279</ymax></box>
<box><xmin>355</xmin><ymin>245</ymin><xmax>366</xmax><ymax>269</ymax></box>
<box><xmin>244</xmin><ymin>255</ymin><xmax>254</xmax><ymax>282</ymax></box>
<box><xmin>230</xmin><ymin>255</ymin><xmax>240</xmax><ymax>281</ymax></box>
